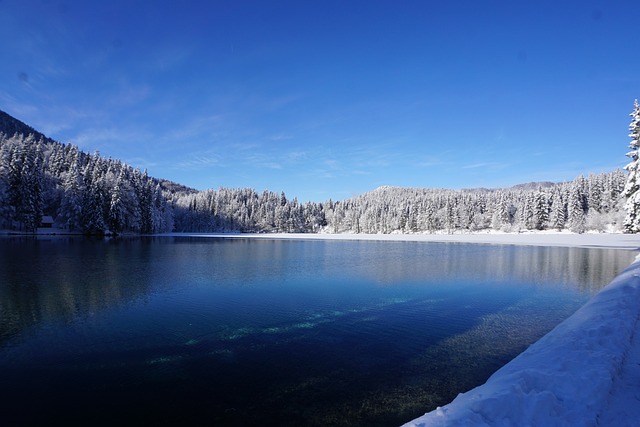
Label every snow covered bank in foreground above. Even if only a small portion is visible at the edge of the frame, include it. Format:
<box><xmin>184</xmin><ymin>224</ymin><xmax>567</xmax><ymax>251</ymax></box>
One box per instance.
<box><xmin>403</xmin><ymin>256</ymin><xmax>640</xmax><ymax>427</ymax></box>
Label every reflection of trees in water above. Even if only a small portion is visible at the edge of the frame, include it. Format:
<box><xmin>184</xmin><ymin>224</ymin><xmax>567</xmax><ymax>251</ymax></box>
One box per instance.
<box><xmin>0</xmin><ymin>237</ymin><xmax>292</xmax><ymax>347</ymax></box>
<box><xmin>0</xmin><ymin>238</ymin><xmax>635</xmax><ymax>349</ymax></box>
<box><xmin>0</xmin><ymin>237</ymin><xmax>156</xmax><ymax>347</ymax></box>
<box><xmin>343</xmin><ymin>242</ymin><xmax>635</xmax><ymax>294</ymax></box>
<box><xmin>0</xmin><ymin>237</ymin><xmax>636</xmax><ymax>426</ymax></box>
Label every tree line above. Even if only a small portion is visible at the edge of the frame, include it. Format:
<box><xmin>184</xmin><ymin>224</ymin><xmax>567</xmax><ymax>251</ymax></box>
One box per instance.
<box><xmin>324</xmin><ymin>175</ymin><xmax>625</xmax><ymax>234</ymax></box>
<box><xmin>0</xmin><ymin>130</ymin><xmax>626</xmax><ymax>235</ymax></box>
<box><xmin>0</xmin><ymin>133</ymin><xmax>179</xmax><ymax>234</ymax></box>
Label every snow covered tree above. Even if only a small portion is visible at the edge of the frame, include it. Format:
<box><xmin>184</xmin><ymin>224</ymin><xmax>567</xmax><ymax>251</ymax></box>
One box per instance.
<box><xmin>548</xmin><ymin>187</ymin><xmax>566</xmax><ymax>231</ymax></box>
<box><xmin>136</xmin><ymin>170</ymin><xmax>154</xmax><ymax>234</ymax></box>
<box><xmin>3</xmin><ymin>136</ymin><xmax>44</xmax><ymax>232</ymax></box>
<box><xmin>519</xmin><ymin>193</ymin><xmax>534</xmax><ymax>230</ymax></box>
<box><xmin>491</xmin><ymin>192</ymin><xmax>512</xmax><ymax>230</ymax></box>
<box><xmin>107</xmin><ymin>170</ymin><xmax>127</xmax><ymax>233</ymax></box>
<box><xmin>623</xmin><ymin>99</ymin><xmax>640</xmax><ymax>233</ymax></box>
<box><xmin>567</xmin><ymin>184</ymin><xmax>586</xmax><ymax>233</ymax></box>
<box><xmin>59</xmin><ymin>157</ymin><xmax>84</xmax><ymax>231</ymax></box>
<box><xmin>531</xmin><ymin>191</ymin><xmax>549</xmax><ymax>230</ymax></box>
<box><xmin>80</xmin><ymin>160</ymin><xmax>106</xmax><ymax>234</ymax></box>
<box><xmin>16</xmin><ymin>141</ymin><xmax>44</xmax><ymax>232</ymax></box>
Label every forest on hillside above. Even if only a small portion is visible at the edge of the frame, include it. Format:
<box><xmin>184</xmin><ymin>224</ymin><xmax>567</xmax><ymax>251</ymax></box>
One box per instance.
<box><xmin>0</xmin><ymin>111</ymin><xmax>628</xmax><ymax>235</ymax></box>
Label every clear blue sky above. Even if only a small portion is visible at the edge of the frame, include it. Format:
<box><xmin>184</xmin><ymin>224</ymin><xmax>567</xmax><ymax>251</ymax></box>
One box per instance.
<box><xmin>1</xmin><ymin>1</ymin><xmax>639</xmax><ymax>202</ymax></box>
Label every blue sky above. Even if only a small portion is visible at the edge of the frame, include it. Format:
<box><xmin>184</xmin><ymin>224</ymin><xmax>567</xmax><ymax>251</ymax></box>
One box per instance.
<box><xmin>1</xmin><ymin>0</ymin><xmax>639</xmax><ymax>202</ymax></box>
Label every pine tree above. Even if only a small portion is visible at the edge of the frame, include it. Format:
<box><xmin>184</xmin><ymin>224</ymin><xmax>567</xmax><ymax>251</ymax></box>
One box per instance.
<box><xmin>549</xmin><ymin>187</ymin><xmax>566</xmax><ymax>231</ymax></box>
<box><xmin>18</xmin><ymin>141</ymin><xmax>44</xmax><ymax>232</ymax></box>
<box><xmin>6</xmin><ymin>143</ymin><xmax>23</xmax><ymax>226</ymax></box>
<box><xmin>81</xmin><ymin>160</ymin><xmax>106</xmax><ymax>234</ymax></box>
<box><xmin>532</xmin><ymin>191</ymin><xmax>549</xmax><ymax>230</ymax></box>
<box><xmin>59</xmin><ymin>157</ymin><xmax>83</xmax><ymax>231</ymax></box>
<box><xmin>136</xmin><ymin>170</ymin><xmax>154</xmax><ymax>234</ymax></box>
<box><xmin>3</xmin><ymin>137</ymin><xmax>44</xmax><ymax>232</ymax></box>
<box><xmin>568</xmin><ymin>184</ymin><xmax>586</xmax><ymax>233</ymax></box>
<box><xmin>107</xmin><ymin>170</ymin><xmax>127</xmax><ymax>233</ymax></box>
<box><xmin>623</xmin><ymin>99</ymin><xmax>640</xmax><ymax>233</ymax></box>
<box><xmin>520</xmin><ymin>193</ymin><xmax>534</xmax><ymax>230</ymax></box>
<box><xmin>491</xmin><ymin>192</ymin><xmax>511</xmax><ymax>230</ymax></box>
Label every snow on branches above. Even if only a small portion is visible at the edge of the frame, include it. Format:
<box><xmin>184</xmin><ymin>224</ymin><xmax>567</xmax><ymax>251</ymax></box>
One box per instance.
<box><xmin>623</xmin><ymin>99</ymin><xmax>640</xmax><ymax>233</ymax></box>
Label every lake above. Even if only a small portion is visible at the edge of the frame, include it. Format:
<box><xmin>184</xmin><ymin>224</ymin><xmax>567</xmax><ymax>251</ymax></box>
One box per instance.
<box><xmin>0</xmin><ymin>236</ymin><xmax>635</xmax><ymax>426</ymax></box>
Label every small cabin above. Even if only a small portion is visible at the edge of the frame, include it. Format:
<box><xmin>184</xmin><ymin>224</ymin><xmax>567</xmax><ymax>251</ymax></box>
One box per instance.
<box><xmin>39</xmin><ymin>216</ymin><xmax>54</xmax><ymax>229</ymax></box>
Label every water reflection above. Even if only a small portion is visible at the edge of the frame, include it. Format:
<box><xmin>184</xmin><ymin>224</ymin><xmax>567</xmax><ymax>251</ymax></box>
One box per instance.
<box><xmin>0</xmin><ymin>237</ymin><xmax>636</xmax><ymax>425</ymax></box>
<box><xmin>0</xmin><ymin>237</ymin><xmax>634</xmax><ymax>349</ymax></box>
<box><xmin>342</xmin><ymin>242</ymin><xmax>632</xmax><ymax>294</ymax></box>
<box><xmin>0</xmin><ymin>237</ymin><xmax>157</xmax><ymax>347</ymax></box>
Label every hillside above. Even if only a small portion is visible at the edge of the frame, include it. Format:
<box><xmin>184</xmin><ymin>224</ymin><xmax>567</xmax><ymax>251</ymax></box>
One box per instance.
<box><xmin>0</xmin><ymin>110</ymin><xmax>53</xmax><ymax>145</ymax></box>
<box><xmin>0</xmin><ymin>110</ymin><xmax>627</xmax><ymax>235</ymax></box>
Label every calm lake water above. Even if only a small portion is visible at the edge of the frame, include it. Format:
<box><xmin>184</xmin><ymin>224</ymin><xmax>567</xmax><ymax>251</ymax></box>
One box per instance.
<box><xmin>0</xmin><ymin>236</ymin><xmax>635</xmax><ymax>426</ymax></box>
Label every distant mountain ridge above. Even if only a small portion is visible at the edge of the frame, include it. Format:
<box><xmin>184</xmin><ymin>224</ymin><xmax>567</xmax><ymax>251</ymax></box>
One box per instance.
<box><xmin>510</xmin><ymin>181</ymin><xmax>557</xmax><ymax>191</ymax></box>
<box><xmin>367</xmin><ymin>180</ymin><xmax>558</xmax><ymax>197</ymax></box>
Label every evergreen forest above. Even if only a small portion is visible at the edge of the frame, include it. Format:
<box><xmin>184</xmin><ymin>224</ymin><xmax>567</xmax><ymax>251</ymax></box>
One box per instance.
<box><xmin>0</xmin><ymin>110</ymin><xmax>627</xmax><ymax>235</ymax></box>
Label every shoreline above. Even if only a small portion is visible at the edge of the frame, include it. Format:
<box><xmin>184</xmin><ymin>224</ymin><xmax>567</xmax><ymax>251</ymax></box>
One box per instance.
<box><xmin>402</xmin><ymin>257</ymin><xmax>640</xmax><ymax>426</ymax></box>
<box><xmin>4</xmin><ymin>229</ymin><xmax>638</xmax><ymax>250</ymax></box>
<box><xmin>157</xmin><ymin>231</ymin><xmax>640</xmax><ymax>250</ymax></box>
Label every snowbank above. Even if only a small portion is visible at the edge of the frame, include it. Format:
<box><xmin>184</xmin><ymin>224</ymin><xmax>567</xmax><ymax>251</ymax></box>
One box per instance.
<box><xmin>402</xmin><ymin>255</ymin><xmax>640</xmax><ymax>427</ymax></box>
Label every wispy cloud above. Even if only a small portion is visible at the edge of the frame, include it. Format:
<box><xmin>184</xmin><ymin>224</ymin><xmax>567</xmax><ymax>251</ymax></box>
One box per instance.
<box><xmin>121</xmin><ymin>157</ymin><xmax>159</xmax><ymax>171</ymax></box>
<box><xmin>68</xmin><ymin>126</ymin><xmax>153</xmax><ymax>153</ymax></box>
<box><xmin>269</xmin><ymin>132</ymin><xmax>294</xmax><ymax>141</ymax></box>
<box><xmin>230</xmin><ymin>142</ymin><xmax>262</xmax><ymax>151</ymax></box>
<box><xmin>264</xmin><ymin>93</ymin><xmax>305</xmax><ymax>111</ymax></box>
<box><xmin>462</xmin><ymin>162</ymin><xmax>509</xmax><ymax>170</ymax></box>
<box><xmin>150</xmin><ymin>43</ymin><xmax>194</xmax><ymax>71</ymax></box>
<box><xmin>0</xmin><ymin>93</ymin><xmax>97</xmax><ymax>140</ymax></box>
<box><xmin>308</xmin><ymin>169</ymin><xmax>336</xmax><ymax>179</ymax></box>
<box><xmin>0</xmin><ymin>92</ymin><xmax>39</xmax><ymax>117</ymax></box>
<box><xmin>107</xmin><ymin>83</ymin><xmax>152</xmax><ymax>108</ymax></box>
<box><xmin>172</xmin><ymin>153</ymin><xmax>222</xmax><ymax>170</ymax></box>
<box><xmin>262</xmin><ymin>162</ymin><xmax>282</xmax><ymax>170</ymax></box>
<box><xmin>414</xmin><ymin>146</ymin><xmax>463</xmax><ymax>167</ymax></box>
<box><xmin>37</xmin><ymin>106</ymin><xmax>98</xmax><ymax>138</ymax></box>
<box><xmin>462</xmin><ymin>162</ymin><xmax>492</xmax><ymax>169</ymax></box>
<box><xmin>286</xmin><ymin>150</ymin><xmax>307</xmax><ymax>161</ymax></box>
<box><xmin>164</xmin><ymin>114</ymin><xmax>227</xmax><ymax>142</ymax></box>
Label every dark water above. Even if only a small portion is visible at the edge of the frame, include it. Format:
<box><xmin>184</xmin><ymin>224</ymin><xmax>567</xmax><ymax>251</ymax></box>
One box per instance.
<box><xmin>0</xmin><ymin>236</ymin><xmax>635</xmax><ymax>426</ymax></box>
